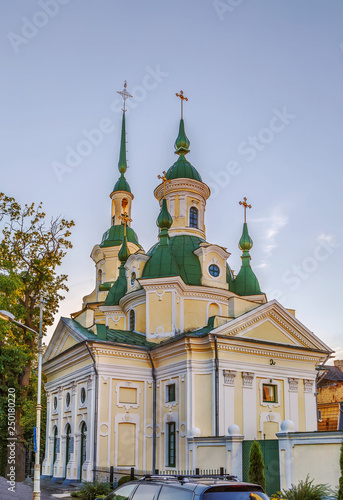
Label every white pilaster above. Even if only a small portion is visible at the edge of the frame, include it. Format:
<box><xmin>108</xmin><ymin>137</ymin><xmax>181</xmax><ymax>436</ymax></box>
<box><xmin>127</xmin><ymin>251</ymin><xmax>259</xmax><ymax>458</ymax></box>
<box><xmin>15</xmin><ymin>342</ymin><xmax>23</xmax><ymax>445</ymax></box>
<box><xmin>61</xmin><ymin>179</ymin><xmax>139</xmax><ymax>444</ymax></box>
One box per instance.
<box><xmin>288</xmin><ymin>378</ymin><xmax>299</xmax><ymax>431</ymax></box>
<box><xmin>242</xmin><ymin>372</ymin><xmax>256</xmax><ymax>439</ymax></box>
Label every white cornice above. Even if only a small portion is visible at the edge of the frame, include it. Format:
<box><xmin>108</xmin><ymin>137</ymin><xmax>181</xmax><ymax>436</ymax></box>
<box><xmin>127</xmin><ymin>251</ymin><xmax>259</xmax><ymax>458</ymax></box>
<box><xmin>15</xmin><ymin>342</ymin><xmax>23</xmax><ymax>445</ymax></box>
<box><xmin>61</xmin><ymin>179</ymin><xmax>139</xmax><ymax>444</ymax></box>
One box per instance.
<box><xmin>154</xmin><ymin>178</ymin><xmax>210</xmax><ymax>201</ymax></box>
<box><xmin>194</xmin><ymin>242</ymin><xmax>231</xmax><ymax>260</ymax></box>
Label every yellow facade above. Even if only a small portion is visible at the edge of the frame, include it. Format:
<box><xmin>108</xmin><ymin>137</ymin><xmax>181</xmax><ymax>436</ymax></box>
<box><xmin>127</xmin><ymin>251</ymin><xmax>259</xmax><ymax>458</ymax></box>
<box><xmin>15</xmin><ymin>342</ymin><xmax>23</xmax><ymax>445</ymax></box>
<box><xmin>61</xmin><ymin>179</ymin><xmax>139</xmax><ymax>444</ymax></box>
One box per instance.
<box><xmin>42</xmin><ymin>102</ymin><xmax>332</xmax><ymax>485</ymax></box>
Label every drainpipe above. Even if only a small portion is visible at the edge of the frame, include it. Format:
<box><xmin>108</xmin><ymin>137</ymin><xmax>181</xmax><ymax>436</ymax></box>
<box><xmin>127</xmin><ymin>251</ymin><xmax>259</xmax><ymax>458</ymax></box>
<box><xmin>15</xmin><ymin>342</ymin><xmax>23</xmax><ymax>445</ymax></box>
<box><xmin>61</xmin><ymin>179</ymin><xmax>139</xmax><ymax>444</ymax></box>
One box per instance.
<box><xmin>85</xmin><ymin>342</ymin><xmax>98</xmax><ymax>481</ymax></box>
<box><xmin>214</xmin><ymin>336</ymin><xmax>219</xmax><ymax>437</ymax></box>
<box><xmin>148</xmin><ymin>352</ymin><xmax>157</xmax><ymax>472</ymax></box>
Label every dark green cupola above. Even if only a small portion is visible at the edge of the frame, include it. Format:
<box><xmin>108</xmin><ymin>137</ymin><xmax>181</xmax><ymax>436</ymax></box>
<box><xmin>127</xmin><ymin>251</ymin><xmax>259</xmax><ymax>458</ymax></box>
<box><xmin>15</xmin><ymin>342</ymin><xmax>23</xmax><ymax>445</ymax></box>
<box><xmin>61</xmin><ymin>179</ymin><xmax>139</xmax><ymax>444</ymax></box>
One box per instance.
<box><xmin>104</xmin><ymin>234</ymin><xmax>130</xmax><ymax>306</ymax></box>
<box><xmin>165</xmin><ymin>92</ymin><xmax>202</xmax><ymax>182</ymax></box>
<box><xmin>234</xmin><ymin>222</ymin><xmax>263</xmax><ymax>296</ymax></box>
<box><xmin>142</xmin><ymin>199</ymin><xmax>181</xmax><ymax>279</ymax></box>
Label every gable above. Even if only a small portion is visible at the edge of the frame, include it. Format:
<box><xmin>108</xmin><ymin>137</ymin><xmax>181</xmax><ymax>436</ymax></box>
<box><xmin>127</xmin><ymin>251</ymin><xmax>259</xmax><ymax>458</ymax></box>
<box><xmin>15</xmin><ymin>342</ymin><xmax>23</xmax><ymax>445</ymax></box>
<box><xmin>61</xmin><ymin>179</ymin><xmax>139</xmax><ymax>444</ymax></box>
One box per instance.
<box><xmin>211</xmin><ymin>299</ymin><xmax>333</xmax><ymax>353</ymax></box>
<box><xmin>238</xmin><ymin>318</ymin><xmax>298</xmax><ymax>346</ymax></box>
<box><xmin>60</xmin><ymin>334</ymin><xmax>78</xmax><ymax>353</ymax></box>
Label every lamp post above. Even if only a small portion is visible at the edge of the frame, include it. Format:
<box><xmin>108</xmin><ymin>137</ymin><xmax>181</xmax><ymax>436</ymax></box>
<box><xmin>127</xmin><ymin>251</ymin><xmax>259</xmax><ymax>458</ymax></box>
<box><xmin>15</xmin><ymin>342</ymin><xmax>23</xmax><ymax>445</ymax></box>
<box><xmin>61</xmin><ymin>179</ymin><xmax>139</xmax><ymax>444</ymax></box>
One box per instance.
<box><xmin>0</xmin><ymin>306</ymin><xmax>43</xmax><ymax>500</ymax></box>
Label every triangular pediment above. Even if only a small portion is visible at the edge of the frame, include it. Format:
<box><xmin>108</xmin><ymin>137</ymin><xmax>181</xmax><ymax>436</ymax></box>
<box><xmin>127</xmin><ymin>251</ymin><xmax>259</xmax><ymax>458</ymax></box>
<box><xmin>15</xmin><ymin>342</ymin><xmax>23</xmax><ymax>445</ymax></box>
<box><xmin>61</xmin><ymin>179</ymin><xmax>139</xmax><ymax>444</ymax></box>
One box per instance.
<box><xmin>212</xmin><ymin>299</ymin><xmax>333</xmax><ymax>353</ymax></box>
<box><xmin>43</xmin><ymin>317</ymin><xmax>97</xmax><ymax>363</ymax></box>
<box><xmin>239</xmin><ymin>318</ymin><xmax>298</xmax><ymax>345</ymax></box>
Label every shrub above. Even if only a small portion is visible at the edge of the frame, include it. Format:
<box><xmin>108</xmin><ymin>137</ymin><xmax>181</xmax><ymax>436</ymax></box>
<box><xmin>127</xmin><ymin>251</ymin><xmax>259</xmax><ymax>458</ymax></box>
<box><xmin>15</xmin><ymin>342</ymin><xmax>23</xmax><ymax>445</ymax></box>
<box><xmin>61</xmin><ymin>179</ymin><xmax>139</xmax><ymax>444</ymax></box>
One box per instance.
<box><xmin>248</xmin><ymin>441</ymin><xmax>266</xmax><ymax>491</ymax></box>
<box><xmin>117</xmin><ymin>475</ymin><xmax>137</xmax><ymax>487</ymax></box>
<box><xmin>274</xmin><ymin>475</ymin><xmax>333</xmax><ymax>500</ymax></box>
<box><xmin>78</xmin><ymin>481</ymin><xmax>112</xmax><ymax>500</ymax></box>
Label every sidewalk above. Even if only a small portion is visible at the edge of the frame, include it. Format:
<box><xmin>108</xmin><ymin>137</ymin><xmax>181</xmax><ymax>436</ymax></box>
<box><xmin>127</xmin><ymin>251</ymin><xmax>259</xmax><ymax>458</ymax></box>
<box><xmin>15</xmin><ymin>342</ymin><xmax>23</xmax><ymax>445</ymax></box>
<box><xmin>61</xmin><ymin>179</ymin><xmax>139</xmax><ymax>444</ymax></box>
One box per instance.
<box><xmin>0</xmin><ymin>476</ymin><xmax>81</xmax><ymax>500</ymax></box>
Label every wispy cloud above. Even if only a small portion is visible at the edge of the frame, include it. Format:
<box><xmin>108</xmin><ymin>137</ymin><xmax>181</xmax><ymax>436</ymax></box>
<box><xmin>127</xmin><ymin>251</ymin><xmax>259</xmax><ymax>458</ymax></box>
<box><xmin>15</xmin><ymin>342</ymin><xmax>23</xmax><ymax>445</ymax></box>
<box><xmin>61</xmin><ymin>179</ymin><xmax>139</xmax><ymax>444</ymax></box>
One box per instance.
<box><xmin>253</xmin><ymin>208</ymin><xmax>288</xmax><ymax>268</ymax></box>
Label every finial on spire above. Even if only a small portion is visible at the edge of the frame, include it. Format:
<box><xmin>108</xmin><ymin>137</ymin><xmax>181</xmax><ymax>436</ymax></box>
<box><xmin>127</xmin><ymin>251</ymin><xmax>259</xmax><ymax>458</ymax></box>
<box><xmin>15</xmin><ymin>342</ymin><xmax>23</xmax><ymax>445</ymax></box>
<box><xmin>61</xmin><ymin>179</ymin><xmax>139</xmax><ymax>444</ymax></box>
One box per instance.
<box><xmin>117</xmin><ymin>81</ymin><xmax>132</xmax><ymax>113</ymax></box>
<box><xmin>176</xmin><ymin>90</ymin><xmax>188</xmax><ymax>119</ymax></box>
<box><xmin>239</xmin><ymin>197</ymin><xmax>252</xmax><ymax>223</ymax></box>
<box><xmin>158</xmin><ymin>170</ymin><xmax>169</xmax><ymax>198</ymax></box>
<box><xmin>119</xmin><ymin>211</ymin><xmax>132</xmax><ymax>236</ymax></box>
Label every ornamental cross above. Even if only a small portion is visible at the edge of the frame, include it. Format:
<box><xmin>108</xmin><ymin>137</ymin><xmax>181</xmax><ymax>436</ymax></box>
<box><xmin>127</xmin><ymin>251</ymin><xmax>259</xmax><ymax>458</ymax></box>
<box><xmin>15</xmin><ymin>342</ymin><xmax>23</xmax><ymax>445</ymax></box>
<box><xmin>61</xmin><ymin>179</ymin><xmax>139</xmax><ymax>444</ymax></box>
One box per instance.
<box><xmin>158</xmin><ymin>170</ymin><xmax>169</xmax><ymax>198</ymax></box>
<box><xmin>239</xmin><ymin>197</ymin><xmax>252</xmax><ymax>223</ymax></box>
<box><xmin>119</xmin><ymin>211</ymin><xmax>132</xmax><ymax>236</ymax></box>
<box><xmin>176</xmin><ymin>90</ymin><xmax>188</xmax><ymax>119</ymax></box>
<box><xmin>117</xmin><ymin>81</ymin><xmax>132</xmax><ymax>112</ymax></box>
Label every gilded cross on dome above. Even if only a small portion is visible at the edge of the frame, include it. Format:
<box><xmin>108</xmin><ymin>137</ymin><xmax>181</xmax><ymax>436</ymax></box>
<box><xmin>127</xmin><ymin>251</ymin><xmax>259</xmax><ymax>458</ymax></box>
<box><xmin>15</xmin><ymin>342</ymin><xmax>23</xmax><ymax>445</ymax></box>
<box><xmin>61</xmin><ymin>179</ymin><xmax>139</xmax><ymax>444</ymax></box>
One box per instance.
<box><xmin>176</xmin><ymin>90</ymin><xmax>188</xmax><ymax>119</ymax></box>
<box><xmin>117</xmin><ymin>81</ymin><xmax>132</xmax><ymax>112</ymax></box>
<box><xmin>119</xmin><ymin>211</ymin><xmax>132</xmax><ymax>235</ymax></box>
<box><xmin>158</xmin><ymin>170</ymin><xmax>169</xmax><ymax>198</ymax></box>
<box><xmin>239</xmin><ymin>197</ymin><xmax>252</xmax><ymax>223</ymax></box>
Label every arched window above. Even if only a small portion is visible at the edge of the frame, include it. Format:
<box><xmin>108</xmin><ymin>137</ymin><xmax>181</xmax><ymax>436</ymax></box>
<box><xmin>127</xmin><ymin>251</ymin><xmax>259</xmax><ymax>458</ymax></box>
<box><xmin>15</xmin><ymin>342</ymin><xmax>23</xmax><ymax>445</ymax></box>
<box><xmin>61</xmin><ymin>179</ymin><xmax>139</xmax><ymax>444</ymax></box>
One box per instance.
<box><xmin>129</xmin><ymin>309</ymin><xmax>135</xmax><ymax>331</ymax></box>
<box><xmin>97</xmin><ymin>269</ymin><xmax>103</xmax><ymax>286</ymax></box>
<box><xmin>65</xmin><ymin>423</ymin><xmax>72</xmax><ymax>468</ymax></box>
<box><xmin>189</xmin><ymin>207</ymin><xmax>198</xmax><ymax>228</ymax></box>
<box><xmin>53</xmin><ymin>426</ymin><xmax>58</xmax><ymax>465</ymax></box>
<box><xmin>80</xmin><ymin>422</ymin><xmax>87</xmax><ymax>479</ymax></box>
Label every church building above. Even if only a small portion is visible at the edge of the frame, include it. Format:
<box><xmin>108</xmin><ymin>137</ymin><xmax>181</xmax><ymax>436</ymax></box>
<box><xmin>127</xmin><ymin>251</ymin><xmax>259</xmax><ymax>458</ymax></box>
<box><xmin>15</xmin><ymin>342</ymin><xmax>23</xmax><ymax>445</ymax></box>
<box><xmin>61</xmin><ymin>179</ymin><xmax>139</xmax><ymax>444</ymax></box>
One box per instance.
<box><xmin>42</xmin><ymin>85</ymin><xmax>332</xmax><ymax>483</ymax></box>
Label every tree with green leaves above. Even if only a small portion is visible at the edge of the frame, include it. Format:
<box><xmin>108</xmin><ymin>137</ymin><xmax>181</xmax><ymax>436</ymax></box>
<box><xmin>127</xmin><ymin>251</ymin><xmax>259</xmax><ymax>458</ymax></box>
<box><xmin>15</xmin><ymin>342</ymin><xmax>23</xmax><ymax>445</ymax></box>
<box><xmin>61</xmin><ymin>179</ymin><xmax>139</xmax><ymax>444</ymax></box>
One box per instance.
<box><xmin>0</xmin><ymin>193</ymin><xmax>74</xmax><ymax>481</ymax></box>
<box><xmin>248</xmin><ymin>440</ymin><xmax>266</xmax><ymax>490</ymax></box>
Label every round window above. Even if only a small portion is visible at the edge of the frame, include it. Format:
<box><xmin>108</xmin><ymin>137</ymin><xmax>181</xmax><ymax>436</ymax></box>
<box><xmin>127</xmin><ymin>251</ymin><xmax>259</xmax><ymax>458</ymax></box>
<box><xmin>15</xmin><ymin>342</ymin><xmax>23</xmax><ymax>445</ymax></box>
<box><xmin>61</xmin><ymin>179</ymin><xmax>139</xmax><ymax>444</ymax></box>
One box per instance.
<box><xmin>66</xmin><ymin>392</ymin><xmax>71</xmax><ymax>408</ymax></box>
<box><xmin>80</xmin><ymin>387</ymin><xmax>86</xmax><ymax>404</ymax></box>
<box><xmin>53</xmin><ymin>396</ymin><xmax>57</xmax><ymax>410</ymax></box>
<box><xmin>130</xmin><ymin>272</ymin><xmax>136</xmax><ymax>286</ymax></box>
<box><xmin>209</xmin><ymin>264</ymin><xmax>220</xmax><ymax>277</ymax></box>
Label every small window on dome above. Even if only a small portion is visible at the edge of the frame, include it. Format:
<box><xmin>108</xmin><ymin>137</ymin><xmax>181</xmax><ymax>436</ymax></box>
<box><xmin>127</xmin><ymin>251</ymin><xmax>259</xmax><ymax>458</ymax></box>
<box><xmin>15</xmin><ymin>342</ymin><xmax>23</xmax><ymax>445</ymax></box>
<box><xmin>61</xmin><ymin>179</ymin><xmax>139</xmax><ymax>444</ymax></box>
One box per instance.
<box><xmin>209</xmin><ymin>264</ymin><xmax>220</xmax><ymax>277</ymax></box>
<box><xmin>130</xmin><ymin>272</ymin><xmax>136</xmax><ymax>286</ymax></box>
<box><xmin>189</xmin><ymin>207</ymin><xmax>198</xmax><ymax>228</ymax></box>
<box><xmin>129</xmin><ymin>309</ymin><xmax>135</xmax><ymax>331</ymax></box>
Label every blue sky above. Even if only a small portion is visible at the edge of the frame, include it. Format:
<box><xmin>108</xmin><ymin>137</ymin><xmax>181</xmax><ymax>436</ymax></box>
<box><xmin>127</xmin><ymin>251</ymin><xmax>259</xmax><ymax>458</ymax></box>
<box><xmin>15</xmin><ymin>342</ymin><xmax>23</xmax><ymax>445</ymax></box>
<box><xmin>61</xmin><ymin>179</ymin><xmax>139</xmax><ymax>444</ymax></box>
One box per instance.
<box><xmin>1</xmin><ymin>1</ymin><xmax>342</xmax><ymax>358</ymax></box>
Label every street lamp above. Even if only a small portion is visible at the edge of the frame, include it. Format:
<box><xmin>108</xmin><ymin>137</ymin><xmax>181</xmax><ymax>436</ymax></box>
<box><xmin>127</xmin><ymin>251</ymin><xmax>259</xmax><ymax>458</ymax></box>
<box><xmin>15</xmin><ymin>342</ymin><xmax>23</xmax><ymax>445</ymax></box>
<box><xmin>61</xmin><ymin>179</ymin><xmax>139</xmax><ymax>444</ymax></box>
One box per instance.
<box><xmin>0</xmin><ymin>307</ymin><xmax>43</xmax><ymax>500</ymax></box>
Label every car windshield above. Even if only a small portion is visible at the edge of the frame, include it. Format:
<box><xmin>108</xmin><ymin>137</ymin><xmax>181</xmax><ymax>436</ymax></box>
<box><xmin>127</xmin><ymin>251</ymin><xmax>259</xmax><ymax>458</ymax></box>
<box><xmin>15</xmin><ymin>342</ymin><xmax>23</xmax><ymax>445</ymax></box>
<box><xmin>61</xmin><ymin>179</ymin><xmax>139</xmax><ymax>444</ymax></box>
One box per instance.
<box><xmin>202</xmin><ymin>487</ymin><xmax>269</xmax><ymax>500</ymax></box>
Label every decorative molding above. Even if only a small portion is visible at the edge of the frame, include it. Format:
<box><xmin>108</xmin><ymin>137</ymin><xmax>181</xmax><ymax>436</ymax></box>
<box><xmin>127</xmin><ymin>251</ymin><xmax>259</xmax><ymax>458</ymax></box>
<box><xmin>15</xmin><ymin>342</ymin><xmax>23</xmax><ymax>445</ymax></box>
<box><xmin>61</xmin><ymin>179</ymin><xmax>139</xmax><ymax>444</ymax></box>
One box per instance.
<box><xmin>218</xmin><ymin>343</ymin><xmax>319</xmax><ymax>362</ymax></box>
<box><xmin>288</xmin><ymin>378</ymin><xmax>299</xmax><ymax>392</ymax></box>
<box><xmin>223</xmin><ymin>370</ymin><xmax>237</xmax><ymax>386</ymax></box>
<box><xmin>304</xmin><ymin>379</ymin><xmax>314</xmax><ymax>393</ymax></box>
<box><xmin>242</xmin><ymin>372</ymin><xmax>254</xmax><ymax>388</ymax></box>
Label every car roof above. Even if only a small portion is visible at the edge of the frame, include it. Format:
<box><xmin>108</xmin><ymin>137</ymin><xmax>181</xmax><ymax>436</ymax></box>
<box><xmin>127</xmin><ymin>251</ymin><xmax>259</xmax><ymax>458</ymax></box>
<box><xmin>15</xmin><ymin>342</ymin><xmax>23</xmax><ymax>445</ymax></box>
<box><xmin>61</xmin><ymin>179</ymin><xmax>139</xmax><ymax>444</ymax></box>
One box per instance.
<box><xmin>126</xmin><ymin>478</ymin><xmax>265</xmax><ymax>493</ymax></box>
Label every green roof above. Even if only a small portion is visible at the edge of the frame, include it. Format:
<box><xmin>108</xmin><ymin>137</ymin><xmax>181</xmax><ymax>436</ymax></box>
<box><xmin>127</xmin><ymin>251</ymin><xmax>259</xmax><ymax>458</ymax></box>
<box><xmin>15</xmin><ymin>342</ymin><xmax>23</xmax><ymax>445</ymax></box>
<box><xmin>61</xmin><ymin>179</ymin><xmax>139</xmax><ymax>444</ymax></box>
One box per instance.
<box><xmin>142</xmin><ymin>234</ymin><xmax>204</xmax><ymax>285</ymax></box>
<box><xmin>165</xmin><ymin>154</ymin><xmax>202</xmax><ymax>182</ymax></box>
<box><xmin>100</xmin><ymin>224</ymin><xmax>141</xmax><ymax>248</ymax></box>
<box><xmin>113</xmin><ymin>173</ymin><xmax>131</xmax><ymax>193</ymax></box>
<box><xmin>61</xmin><ymin>318</ymin><xmax>153</xmax><ymax>347</ymax></box>
<box><xmin>104</xmin><ymin>265</ymin><xmax>127</xmax><ymax>306</ymax></box>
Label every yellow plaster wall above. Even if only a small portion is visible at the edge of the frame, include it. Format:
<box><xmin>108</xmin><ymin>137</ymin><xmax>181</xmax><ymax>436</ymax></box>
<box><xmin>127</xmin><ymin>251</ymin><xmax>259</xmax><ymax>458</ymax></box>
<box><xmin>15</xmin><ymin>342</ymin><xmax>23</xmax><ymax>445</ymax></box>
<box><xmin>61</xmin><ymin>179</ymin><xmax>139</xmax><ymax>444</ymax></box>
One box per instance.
<box><xmin>60</xmin><ymin>335</ymin><xmax>78</xmax><ymax>353</ymax></box>
<box><xmin>107</xmin><ymin>316</ymin><xmax>125</xmax><ymax>330</ymax></box>
<box><xmin>194</xmin><ymin>374</ymin><xmax>212</xmax><ymax>436</ymax></box>
<box><xmin>208</xmin><ymin>303</ymin><xmax>220</xmax><ymax>318</ymax></box>
<box><xmin>74</xmin><ymin>309</ymin><xmax>94</xmax><ymax>328</ymax></box>
<box><xmin>149</xmin><ymin>292</ymin><xmax>172</xmax><ymax>334</ymax></box>
<box><xmin>184</xmin><ymin>299</ymin><xmax>207</xmax><ymax>331</ymax></box>
<box><xmin>47</xmin><ymin>360</ymin><xmax>93</xmax><ymax>381</ymax></box>
<box><xmin>135</xmin><ymin>303</ymin><xmax>146</xmax><ymax>333</ymax></box>
<box><xmin>118</xmin><ymin>423</ymin><xmax>136</xmax><ymax>466</ymax></box>
<box><xmin>293</xmin><ymin>443</ymin><xmax>340</xmax><ymax>488</ymax></box>
<box><xmin>228</xmin><ymin>297</ymin><xmax>260</xmax><ymax>318</ymax></box>
<box><xmin>100</xmin><ymin>381</ymin><xmax>110</xmax><ymax>422</ymax></box>
<box><xmin>197</xmin><ymin>446</ymin><xmax>226</xmax><ymax>469</ymax></box>
<box><xmin>99</xmin><ymin>435</ymin><xmax>108</xmax><ymax>467</ymax></box>
<box><xmin>243</xmin><ymin>322</ymin><xmax>297</xmax><ymax>345</ymax></box>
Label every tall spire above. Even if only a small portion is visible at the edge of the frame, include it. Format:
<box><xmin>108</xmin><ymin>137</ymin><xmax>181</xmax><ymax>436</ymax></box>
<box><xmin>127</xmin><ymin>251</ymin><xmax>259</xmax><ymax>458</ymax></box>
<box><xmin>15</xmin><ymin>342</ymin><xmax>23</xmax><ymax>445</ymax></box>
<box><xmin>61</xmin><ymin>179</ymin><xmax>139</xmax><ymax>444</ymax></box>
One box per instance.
<box><xmin>234</xmin><ymin>197</ymin><xmax>262</xmax><ymax>296</ymax></box>
<box><xmin>175</xmin><ymin>90</ymin><xmax>190</xmax><ymax>155</ymax></box>
<box><xmin>113</xmin><ymin>82</ymin><xmax>132</xmax><ymax>193</ymax></box>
